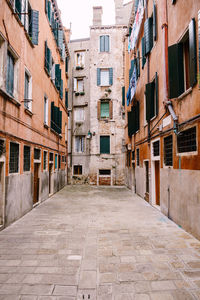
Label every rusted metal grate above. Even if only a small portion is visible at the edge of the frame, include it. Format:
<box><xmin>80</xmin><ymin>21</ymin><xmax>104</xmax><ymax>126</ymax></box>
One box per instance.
<box><xmin>177</xmin><ymin>127</ymin><xmax>196</xmax><ymax>153</ymax></box>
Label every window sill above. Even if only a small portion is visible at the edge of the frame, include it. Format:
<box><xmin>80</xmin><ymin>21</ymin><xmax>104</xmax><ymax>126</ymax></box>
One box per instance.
<box><xmin>0</xmin><ymin>88</ymin><xmax>21</xmax><ymax>107</ymax></box>
<box><xmin>178</xmin><ymin>87</ymin><xmax>192</xmax><ymax>100</ymax></box>
<box><xmin>50</xmin><ymin>128</ymin><xmax>62</xmax><ymax>138</ymax></box>
<box><xmin>24</xmin><ymin>108</ymin><xmax>33</xmax><ymax>117</ymax></box>
<box><xmin>177</xmin><ymin>151</ymin><xmax>198</xmax><ymax>157</ymax></box>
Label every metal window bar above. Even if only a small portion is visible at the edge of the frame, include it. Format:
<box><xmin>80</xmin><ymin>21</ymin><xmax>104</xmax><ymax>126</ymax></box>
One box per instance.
<box><xmin>136</xmin><ymin>149</ymin><xmax>139</xmax><ymax>166</ymax></box>
<box><xmin>50</xmin><ymin>153</ymin><xmax>54</xmax><ymax>161</ymax></box>
<box><xmin>0</xmin><ymin>140</ymin><xmax>5</xmax><ymax>157</ymax></box>
<box><xmin>43</xmin><ymin>152</ymin><xmax>47</xmax><ymax>170</ymax></box>
<box><xmin>153</xmin><ymin>141</ymin><xmax>160</xmax><ymax>156</ymax></box>
<box><xmin>164</xmin><ymin>135</ymin><xmax>173</xmax><ymax>166</ymax></box>
<box><xmin>24</xmin><ymin>146</ymin><xmax>30</xmax><ymax>171</ymax></box>
<box><xmin>34</xmin><ymin>148</ymin><xmax>40</xmax><ymax>160</ymax></box>
<box><xmin>177</xmin><ymin>127</ymin><xmax>197</xmax><ymax>153</ymax></box>
<box><xmin>9</xmin><ymin>143</ymin><xmax>19</xmax><ymax>173</ymax></box>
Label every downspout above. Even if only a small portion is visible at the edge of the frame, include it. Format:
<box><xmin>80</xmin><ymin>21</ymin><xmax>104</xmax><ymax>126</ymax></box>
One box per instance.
<box><xmin>162</xmin><ymin>0</ymin><xmax>178</xmax><ymax>133</ymax></box>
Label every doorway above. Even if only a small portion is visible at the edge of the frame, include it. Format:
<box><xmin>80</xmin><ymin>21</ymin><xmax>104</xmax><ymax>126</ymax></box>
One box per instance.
<box><xmin>144</xmin><ymin>161</ymin><xmax>149</xmax><ymax>202</ymax></box>
<box><xmin>0</xmin><ymin>162</ymin><xmax>5</xmax><ymax>226</ymax></box>
<box><xmin>132</xmin><ymin>163</ymin><xmax>136</xmax><ymax>193</ymax></box>
<box><xmin>155</xmin><ymin>161</ymin><xmax>160</xmax><ymax>206</ymax></box>
<box><xmin>49</xmin><ymin>163</ymin><xmax>53</xmax><ymax>195</ymax></box>
<box><xmin>33</xmin><ymin>163</ymin><xmax>40</xmax><ymax>204</ymax></box>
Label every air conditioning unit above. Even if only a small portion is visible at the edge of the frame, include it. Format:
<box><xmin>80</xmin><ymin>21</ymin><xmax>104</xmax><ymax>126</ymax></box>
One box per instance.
<box><xmin>127</xmin><ymin>144</ymin><xmax>132</xmax><ymax>150</ymax></box>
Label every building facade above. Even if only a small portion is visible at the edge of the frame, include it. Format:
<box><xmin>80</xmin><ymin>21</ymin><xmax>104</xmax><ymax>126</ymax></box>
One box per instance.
<box><xmin>0</xmin><ymin>0</ymin><xmax>69</xmax><ymax>228</ymax></box>
<box><xmin>125</xmin><ymin>0</ymin><xmax>200</xmax><ymax>238</ymax></box>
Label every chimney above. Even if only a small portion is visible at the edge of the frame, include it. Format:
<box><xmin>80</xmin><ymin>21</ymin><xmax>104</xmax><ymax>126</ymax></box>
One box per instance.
<box><xmin>114</xmin><ymin>0</ymin><xmax>124</xmax><ymax>25</ymax></box>
<box><xmin>93</xmin><ymin>6</ymin><xmax>103</xmax><ymax>26</ymax></box>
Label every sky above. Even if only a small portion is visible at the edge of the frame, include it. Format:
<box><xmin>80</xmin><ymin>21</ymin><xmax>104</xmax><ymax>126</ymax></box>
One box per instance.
<box><xmin>56</xmin><ymin>0</ymin><xmax>130</xmax><ymax>40</ymax></box>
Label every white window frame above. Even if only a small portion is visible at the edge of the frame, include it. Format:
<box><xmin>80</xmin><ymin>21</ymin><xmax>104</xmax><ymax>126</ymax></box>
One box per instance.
<box><xmin>100</xmin><ymin>69</ymin><xmax>109</xmax><ymax>86</ymax></box>
<box><xmin>75</xmin><ymin>51</ymin><xmax>85</xmax><ymax>68</ymax></box>
<box><xmin>74</xmin><ymin>136</ymin><xmax>85</xmax><ymax>153</ymax></box>
<box><xmin>44</xmin><ymin>95</ymin><xmax>48</xmax><ymax>126</ymax></box>
<box><xmin>24</xmin><ymin>68</ymin><xmax>32</xmax><ymax>111</ymax></box>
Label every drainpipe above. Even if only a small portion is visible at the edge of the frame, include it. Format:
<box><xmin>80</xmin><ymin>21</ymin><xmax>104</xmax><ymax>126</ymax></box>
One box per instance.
<box><xmin>161</xmin><ymin>0</ymin><xmax>178</xmax><ymax>134</ymax></box>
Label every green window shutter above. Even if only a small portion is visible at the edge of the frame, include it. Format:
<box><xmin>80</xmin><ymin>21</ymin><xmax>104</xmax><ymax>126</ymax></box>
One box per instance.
<box><xmin>145</xmin><ymin>82</ymin><xmax>154</xmax><ymax>121</ymax></box>
<box><xmin>155</xmin><ymin>72</ymin><xmax>158</xmax><ymax>116</ymax></box>
<box><xmin>129</xmin><ymin>27</ymin><xmax>132</xmax><ymax>36</ymax></box>
<box><xmin>97</xmin><ymin>68</ymin><xmax>101</xmax><ymax>86</ymax></box>
<box><xmin>141</xmin><ymin>37</ymin><xmax>146</xmax><ymax>68</ymax></box>
<box><xmin>47</xmin><ymin>0</ymin><xmax>51</xmax><ymax>23</ymax></box>
<box><xmin>100</xmin><ymin>36</ymin><xmax>104</xmax><ymax>52</ymax></box>
<box><xmin>109</xmin><ymin>68</ymin><xmax>113</xmax><ymax>85</ymax></box>
<box><xmin>65</xmin><ymin>89</ymin><xmax>68</xmax><ymax>109</ymax></box>
<box><xmin>137</xmin><ymin>50</ymin><xmax>140</xmax><ymax>78</ymax></box>
<box><xmin>105</xmin><ymin>35</ymin><xmax>110</xmax><ymax>52</ymax></box>
<box><xmin>128</xmin><ymin>111</ymin><xmax>132</xmax><ymax>137</ymax></box>
<box><xmin>100</xmin><ymin>136</ymin><xmax>110</xmax><ymax>154</ymax></box>
<box><xmin>153</xmin><ymin>3</ymin><xmax>157</xmax><ymax>41</ymax></box>
<box><xmin>15</xmin><ymin>0</ymin><xmax>21</xmax><ymax>19</ymax></box>
<box><xmin>30</xmin><ymin>10</ymin><xmax>39</xmax><ymax>45</ymax></box>
<box><xmin>136</xmin><ymin>101</ymin><xmax>140</xmax><ymax>132</ymax></box>
<box><xmin>51</xmin><ymin>101</ymin><xmax>54</xmax><ymax>130</ymax></box>
<box><xmin>45</xmin><ymin>0</ymin><xmax>48</xmax><ymax>13</ymax></box>
<box><xmin>189</xmin><ymin>18</ymin><xmax>197</xmax><ymax>87</ymax></box>
<box><xmin>58</xmin><ymin>109</ymin><xmax>62</xmax><ymax>134</ymax></box>
<box><xmin>47</xmin><ymin>47</ymin><xmax>51</xmax><ymax>73</ymax></box>
<box><xmin>55</xmin><ymin>64</ymin><xmax>61</xmax><ymax>90</ymax></box>
<box><xmin>144</xmin><ymin>17</ymin><xmax>153</xmax><ymax>55</ymax></box>
<box><xmin>122</xmin><ymin>86</ymin><xmax>125</xmax><ymax>106</ymax></box>
<box><xmin>58</xmin><ymin>30</ymin><xmax>63</xmax><ymax>50</ymax></box>
<box><xmin>45</xmin><ymin>41</ymin><xmax>47</xmax><ymax>69</ymax></box>
<box><xmin>60</xmin><ymin>79</ymin><xmax>63</xmax><ymax>99</ymax></box>
<box><xmin>168</xmin><ymin>43</ymin><xmax>184</xmax><ymax>98</ymax></box>
<box><xmin>65</xmin><ymin>56</ymin><xmax>69</xmax><ymax>73</ymax></box>
<box><xmin>129</xmin><ymin>59</ymin><xmax>134</xmax><ymax>80</ymax></box>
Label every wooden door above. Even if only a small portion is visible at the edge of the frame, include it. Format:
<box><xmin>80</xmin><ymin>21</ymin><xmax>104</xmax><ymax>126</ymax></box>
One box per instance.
<box><xmin>49</xmin><ymin>164</ymin><xmax>52</xmax><ymax>194</ymax></box>
<box><xmin>33</xmin><ymin>163</ymin><xmax>39</xmax><ymax>204</ymax></box>
<box><xmin>155</xmin><ymin>161</ymin><xmax>160</xmax><ymax>205</ymax></box>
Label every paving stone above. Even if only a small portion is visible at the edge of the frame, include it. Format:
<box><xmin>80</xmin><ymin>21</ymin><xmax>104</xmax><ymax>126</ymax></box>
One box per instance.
<box><xmin>79</xmin><ymin>271</ymin><xmax>96</xmax><ymax>289</ymax></box>
<box><xmin>99</xmin><ymin>272</ymin><xmax>117</xmax><ymax>284</ymax></box>
<box><xmin>20</xmin><ymin>284</ymin><xmax>54</xmax><ymax>295</ymax></box>
<box><xmin>53</xmin><ymin>285</ymin><xmax>77</xmax><ymax>296</ymax></box>
<box><xmin>134</xmin><ymin>294</ymin><xmax>150</xmax><ymax>300</ymax></box>
<box><xmin>151</xmin><ymin>280</ymin><xmax>176</xmax><ymax>291</ymax></box>
<box><xmin>98</xmin><ymin>284</ymin><xmax>112</xmax><ymax>295</ymax></box>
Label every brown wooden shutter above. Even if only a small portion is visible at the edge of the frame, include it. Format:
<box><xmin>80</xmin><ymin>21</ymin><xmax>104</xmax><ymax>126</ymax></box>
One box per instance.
<box><xmin>109</xmin><ymin>100</ymin><xmax>113</xmax><ymax>119</ymax></box>
<box><xmin>97</xmin><ymin>100</ymin><xmax>101</xmax><ymax>120</ymax></box>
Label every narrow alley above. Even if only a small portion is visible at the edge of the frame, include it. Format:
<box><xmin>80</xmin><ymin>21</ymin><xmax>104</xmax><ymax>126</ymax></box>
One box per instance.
<box><xmin>0</xmin><ymin>186</ymin><xmax>200</xmax><ymax>299</ymax></box>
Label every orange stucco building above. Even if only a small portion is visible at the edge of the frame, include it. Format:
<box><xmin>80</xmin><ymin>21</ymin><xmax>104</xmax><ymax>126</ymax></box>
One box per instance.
<box><xmin>125</xmin><ymin>0</ymin><xmax>200</xmax><ymax>238</ymax></box>
<box><xmin>0</xmin><ymin>0</ymin><xmax>70</xmax><ymax>228</ymax></box>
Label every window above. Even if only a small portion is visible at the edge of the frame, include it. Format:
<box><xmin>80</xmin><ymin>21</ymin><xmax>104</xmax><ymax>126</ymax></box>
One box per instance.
<box><xmin>51</xmin><ymin>102</ymin><xmax>62</xmax><ymax>134</ymax></box>
<box><xmin>100</xmin><ymin>136</ymin><xmax>110</xmax><ymax>154</ymax></box>
<box><xmin>74</xmin><ymin>165</ymin><xmax>82</xmax><ymax>175</ymax></box>
<box><xmin>44</xmin><ymin>96</ymin><xmax>48</xmax><ymax>125</ymax></box>
<box><xmin>0</xmin><ymin>140</ymin><xmax>5</xmax><ymax>157</ymax></box>
<box><xmin>27</xmin><ymin>2</ymin><xmax>39</xmax><ymax>45</ymax></box>
<box><xmin>43</xmin><ymin>151</ymin><xmax>47</xmax><ymax>170</ymax></box>
<box><xmin>34</xmin><ymin>148</ymin><xmax>41</xmax><ymax>160</ymax></box>
<box><xmin>74</xmin><ymin>108</ymin><xmax>84</xmax><ymax>122</ymax></box>
<box><xmin>6</xmin><ymin>51</ymin><xmax>14</xmax><ymax>96</ymax></box>
<box><xmin>99</xmin><ymin>169</ymin><xmax>111</xmax><ymax>175</ymax></box>
<box><xmin>153</xmin><ymin>141</ymin><xmax>160</xmax><ymax>157</ymax></box>
<box><xmin>75</xmin><ymin>136</ymin><xmax>85</xmax><ymax>153</ymax></box>
<box><xmin>75</xmin><ymin>51</ymin><xmax>85</xmax><ymax>68</ymax></box>
<box><xmin>145</xmin><ymin>73</ymin><xmax>158</xmax><ymax>121</ymax></box>
<box><xmin>45</xmin><ymin>41</ymin><xmax>52</xmax><ymax>74</ymax></box>
<box><xmin>168</xmin><ymin>19</ymin><xmax>197</xmax><ymax>98</ymax></box>
<box><xmin>65</xmin><ymin>89</ymin><xmax>68</xmax><ymax>109</ymax></box>
<box><xmin>128</xmin><ymin>101</ymin><xmax>140</xmax><ymax>137</ymax></box>
<box><xmin>74</xmin><ymin>78</ymin><xmax>84</xmax><ymax>93</ymax></box>
<box><xmin>55</xmin><ymin>154</ymin><xmax>58</xmax><ymax>169</ymax></box>
<box><xmin>177</xmin><ymin>127</ymin><xmax>197</xmax><ymax>154</ymax></box>
<box><xmin>100</xmin><ymin>35</ymin><xmax>110</xmax><ymax>52</ymax></box>
<box><xmin>49</xmin><ymin>152</ymin><xmax>54</xmax><ymax>162</ymax></box>
<box><xmin>164</xmin><ymin>135</ymin><xmax>173</xmax><ymax>166</ymax></box>
<box><xmin>62</xmin><ymin>155</ymin><xmax>65</xmax><ymax>163</ymax></box>
<box><xmin>24</xmin><ymin>70</ymin><xmax>32</xmax><ymax>111</ymax></box>
<box><xmin>122</xmin><ymin>86</ymin><xmax>125</xmax><ymax>106</ymax></box>
<box><xmin>127</xmin><ymin>151</ymin><xmax>131</xmax><ymax>167</ymax></box>
<box><xmin>132</xmin><ymin>150</ymin><xmax>135</xmax><ymax>161</ymax></box>
<box><xmin>9</xmin><ymin>142</ymin><xmax>19</xmax><ymax>173</ymax></box>
<box><xmin>100</xmin><ymin>102</ymin><xmax>109</xmax><ymax>118</ymax></box>
<box><xmin>97</xmin><ymin>68</ymin><xmax>113</xmax><ymax>86</ymax></box>
<box><xmin>136</xmin><ymin>148</ymin><xmax>139</xmax><ymax>166</ymax></box>
<box><xmin>144</xmin><ymin>3</ymin><xmax>157</xmax><ymax>55</ymax></box>
<box><xmin>23</xmin><ymin>145</ymin><xmax>30</xmax><ymax>172</ymax></box>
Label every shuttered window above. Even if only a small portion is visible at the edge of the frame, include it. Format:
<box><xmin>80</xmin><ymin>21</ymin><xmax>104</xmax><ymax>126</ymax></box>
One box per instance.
<box><xmin>24</xmin><ymin>146</ymin><xmax>31</xmax><ymax>172</ymax></box>
<box><xmin>65</xmin><ymin>89</ymin><xmax>68</xmax><ymax>109</ymax></box>
<box><xmin>15</xmin><ymin>0</ymin><xmax>21</xmax><ymax>19</ymax></box>
<box><xmin>75</xmin><ymin>136</ymin><xmax>85</xmax><ymax>153</ymax></box>
<box><xmin>44</xmin><ymin>96</ymin><xmax>48</xmax><ymax>125</ymax></box>
<box><xmin>168</xmin><ymin>19</ymin><xmax>197</xmax><ymax>98</ymax></box>
<box><xmin>100</xmin><ymin>136</ymin><xmax>110</xmax><ymax>154</ymax></box>
<box><xmin>141</xmin><ymin>37</ymin><xmax>146</xmax><ymax>68</ymax></box>
<box><xmin>24</xmin><ymin>72</ymin><xmax>29</xmax><ymax>109</ymax></box>
<box><xmin>100</xmin><ymin>102</ymin><xmax>109</xmax><ymax>118</ymax></box>
<box><xmin>6</xmin><ymin>51</ymin><xmax>14</xmax><ymax>96</ymax></box>
<box><xmin>100</xmin><ymin>35</ymin><xmax>110</xmax><ymax>52</ymax></box>
<box><xmin>28</xmin><ymin>9</ymin><xmax>39</xmax><ymax>45</ymax></box>
<box><xmin>97</xmin><ymin>68</ymin><xmax>113</xmax><ymax>86</ymax></box>
<box><xmin>9</xmin><ymin>143</ymin><xmax>19</xmax><ymax>173</ymax></box>
<box><xmin>145</xmin><ymin>73</ymin><xmax>158</xmax><ymax>121</ymax></box>
<box><xmin>128</xmin><ymin>101</ymin><xmax>140</xmax><ymax>137</ymax></box>
<box><xmin>55</xmin><ymin>64</ymin><xmax>62</xmax><ymax>91</ymax></box>
<box><xmin>55</xmin><ymin>154</ymin><xmax>58</xmax><ymax>169</ymax></box>
<box><xmin>45</xmin><ymin>41</ymin><xmax>52</xmax><ymax>74</ymax></box>
<box><xmin>51</xmin><ymin>102</ymin><xmax>62</xmax><ymax>134</ymax></box>
<box><xmin>144</xmin><ymin>17</ymin><xmax>153</xmax><ymax>55</ymax></box>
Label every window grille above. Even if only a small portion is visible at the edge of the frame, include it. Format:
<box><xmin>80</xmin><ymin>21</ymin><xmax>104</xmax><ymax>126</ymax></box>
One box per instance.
<box><xmin>43</xmin><ymin>151</ymin><xmax>47</xmax><ymax>170</ymax></box>
<box><xmin>177</xmin><ymin>127</ymin><xmax>197</xmax><ymax>153</ymax></box>
<box><xmin>153</xmin><ymin>140</ymin><xmax>160</xmax><ymax>156</ymax></box>
<box><xmin>74</xmin><ymin>165</ymin><xmax>82</xmax><ymax>175</ymax></box>
<box><xmin>132</xmin><ymin>150</ymin><xmax>135</xmax><ymax>161</ymax></box>
<box><xmin>164</xmin><ymin>135</ymin><xmax>173</xmax><ymax>166</ymax></box>
<box><xmin>136</xmin><ymin>148</ymin><xmax>139</xmax><ymax>166</ymax></box>
<box><xmin>99</xmin><ymin>170</ymin><xmax>111</xmax><ymax>175</ymax></box>
<box><xmin>58</xmin><ymin>155</ymin><xmax>61</xmax><ymax>169</ymax></box>
<box><xmin>24</xmin><ymin>146</ymin><xmax>30</xmax><ymax>172</ymax></box>
<box><xmin>9</xmin><ymin>142</ymin><xmax>19</xmax><ymax>173</ymax></box>
<box><xmin>49</xmin><ymin>152</ymin><xmax>54</xmax><ymax>162</ymax></box>
<box><xmin>0</xmin><ymin>140</ymin><xmax>5</xmax><ymax>157</ymax></box>
<box><xmin>34</xmin><ymin>148</ymin><xmax>40</xmax><ymax>160</ymax></box>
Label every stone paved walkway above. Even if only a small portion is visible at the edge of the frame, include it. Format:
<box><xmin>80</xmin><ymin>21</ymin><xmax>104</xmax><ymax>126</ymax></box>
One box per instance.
<box><xmin>0</xmin><ymin>186</ymin><xmax>200</xmax><ymax>299</ymax></box>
